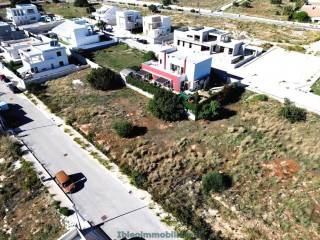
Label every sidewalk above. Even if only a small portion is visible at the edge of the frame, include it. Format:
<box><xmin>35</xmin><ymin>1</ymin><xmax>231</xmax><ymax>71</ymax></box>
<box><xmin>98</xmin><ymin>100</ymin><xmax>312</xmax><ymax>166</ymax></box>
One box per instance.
<box><xmin>20</xmin><ymin>142</ymin><xmax>91</xmax><ymax>230</ymax></box>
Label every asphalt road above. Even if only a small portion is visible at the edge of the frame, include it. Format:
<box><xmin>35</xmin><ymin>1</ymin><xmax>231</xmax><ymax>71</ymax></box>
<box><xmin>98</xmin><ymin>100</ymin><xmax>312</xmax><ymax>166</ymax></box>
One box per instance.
<box><xmin>0</xmin><ymin>83</ymin><xmax>177</xmax><ymax>240</ymax></box>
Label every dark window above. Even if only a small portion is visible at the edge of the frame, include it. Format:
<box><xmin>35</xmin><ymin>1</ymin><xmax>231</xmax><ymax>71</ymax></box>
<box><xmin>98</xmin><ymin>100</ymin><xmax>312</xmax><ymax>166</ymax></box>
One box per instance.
<box><xmin>56</xmin><ymin>51</ymin><xmax>62</xmax><ymax>57</ymax></box>
<box><xmin>59</xmin><ymin>61</ymin><xmax>64</xmax><ymax>66</ymax></box>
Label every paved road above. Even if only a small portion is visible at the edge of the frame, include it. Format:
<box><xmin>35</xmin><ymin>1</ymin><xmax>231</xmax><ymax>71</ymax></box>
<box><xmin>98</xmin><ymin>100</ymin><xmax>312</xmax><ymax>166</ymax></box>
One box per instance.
<box><xmin>105</xmin><ymin>0</ymin><xmax>320</xmax><ymax>31</ymax></box>
<box><xmin>0</xmin><ymin>83</ymin><xmax>177</xmax><ymax>240</ymax></box>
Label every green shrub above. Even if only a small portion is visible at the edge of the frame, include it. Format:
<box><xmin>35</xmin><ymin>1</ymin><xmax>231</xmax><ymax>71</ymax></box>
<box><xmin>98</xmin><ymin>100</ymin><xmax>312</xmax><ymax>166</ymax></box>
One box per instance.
<box><xmin>162</xmin><ymin>0</ymin><xmax>171</xmax><ymax>6</ymax></box>
<box><xmin>291</xmin><ymin>11</ymin><xmax>310</xmax><ymax>22</ymax></box>
<box><xmin>0</xmin><ymin>136</ymin><xmax>22</xmax><ymax>159</ymax></box>
<box><xmin>148</xmin><ymin>4</ymin><xmax>158</xmax><ymax>12</ymax></box>
<box><xmin>112</xmin><ymin>120</ymin><xmax>134</xmax><ymax>138</ymax></box>
<box><xmin>202</xmin><ymin>171</ymin><xmax>232</xmax><ymax>195</ymax></box>
<box><xmin>53</xmin><ymin>200</ymin><xmax>61</xmax><ymax>209</ymax></box>
<box><xmin>59</xmin><ymin>207</ymin><xmax>73</xmax><ymax>216</ymax></box>
<box><xmin>126</xmin><ymin>75</ymin><xmax>161</xmax><ymax>95</ymax></box>
<box><xmin>74</xmin><ymin>0</ymin><xmax>89</xmax><ymax>7</ymax></box>
<box><xmin>143</xmin><ymin>51</ymin><xmax>157</xmax><ymax>62</ymax></box>
<box><xmin>148</xmin><ymin>89</ymin><xmax>185</xmax><ymax>121</ymax></box>
<box><xmin>86</xmin><ymin>67</ymin><xmax>123</xmax><ymax>91</ymax></box>
<box><xmin>197</xmin><ymin>100</ymin><xmax>220</xmax><ymax>120</ymax></box>
<box><xmin>248</xmin><ymin>94</ymin><xmax>269</xmax><ymax>102</ymax></box>
<box><xmin>270</xmin><ymin>0</ymin><xmax>282</xmax><ymax>4</ymax></box>
<box><xmin>26</xmin><ymin>82</ymin><xmax>45</xmax><ymax>94</ymax></box>
<box><xmin>278</xmin><ymin>99</ymin><xmax>307</xmax><ymax>123</ymax></box>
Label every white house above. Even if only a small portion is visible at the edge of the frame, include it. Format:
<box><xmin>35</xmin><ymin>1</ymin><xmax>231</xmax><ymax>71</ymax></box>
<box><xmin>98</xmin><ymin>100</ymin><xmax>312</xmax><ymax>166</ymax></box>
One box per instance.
<box><xmin>51</xmin><ymin>19</ymin><xmax>103</xmax><ymax>48</ymax></box>
<box><xmin>17</xmin><ymin>40</ymin><xmax>69</xmax><ymax>77</ymax></box>
<box><xmin>0</xmin><ymin>37</ymin><xmax>41</xmax><ymax>61</ymax></box>
<box><xmin>140</xmin><ymin>47</ymin><xmax>212</xmax><ymax>92</ymax></box>
<box><xmin>142</xmin><ymin>15</ymin><xmax>172</xmax><ymax>43</ymax></box>
<box><xmin>116</xmin><ymin>10</ymin><xmax>142</xmax><ymax>31</ymax></box>
<box><xmin>6</xmin><ymin>4</ymin><xmax>41</xmax><ymax>26</ymax></box>
<box><xmin>92</xmin><ymin>5</ymin><xmax>118</xmax><ymax>25</ymax></box>
<box><xmin>173</xmin><ymin>26</ymin><xmax>262</xmax><ymax>69</ymax></box>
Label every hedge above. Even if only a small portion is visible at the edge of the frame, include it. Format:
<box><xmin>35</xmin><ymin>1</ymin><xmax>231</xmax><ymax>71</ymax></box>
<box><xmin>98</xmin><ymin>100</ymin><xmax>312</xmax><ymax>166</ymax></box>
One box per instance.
<box><xmin>126</xmin><ymin>75</ymin><xmax>163</xmax><ymax>95</ymax></box>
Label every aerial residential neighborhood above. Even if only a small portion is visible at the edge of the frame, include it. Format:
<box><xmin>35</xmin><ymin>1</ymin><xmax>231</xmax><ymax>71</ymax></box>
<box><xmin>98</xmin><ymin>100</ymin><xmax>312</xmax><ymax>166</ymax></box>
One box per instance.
<box><xmin>0</xmin><ymin>0</ymin><xmax>319</xmax><ymax>240</ymax></box>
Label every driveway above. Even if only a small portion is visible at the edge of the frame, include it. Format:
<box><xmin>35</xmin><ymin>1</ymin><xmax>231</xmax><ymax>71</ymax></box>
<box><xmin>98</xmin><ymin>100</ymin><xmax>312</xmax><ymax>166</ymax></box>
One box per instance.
<box><xmin>0</xmin><ymin>83</ymin><xmax>177</xmax><ymax>240</ymax></box>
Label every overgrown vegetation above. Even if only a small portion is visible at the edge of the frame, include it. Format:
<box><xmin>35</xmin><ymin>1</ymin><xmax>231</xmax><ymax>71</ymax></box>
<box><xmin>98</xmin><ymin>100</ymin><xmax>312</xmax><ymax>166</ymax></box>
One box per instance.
<box><xmin>202</xmin><ymin>172</ymin><xmax>232</xmax><ymax>195</ymax></box>
<box><xmin>148</xmin><ymin>89</ymin><xmax>186</xmax><ymax>121</ymax></box>
<box><xmin>0</xmin><ymin>135</ymin><xmax>64</xmax><ymax>239</ymax></box>
<box><xmin>112</xmin><ymin>120</ymin><xmax>134</xmax><ymax>138</ymax></box>
<box><xmin>32</xmin><ymin>70</ymin><xmax>320</xmax><ymax>240</ymax></box>
<box><xmin>86</xmin><ymin>67</ymin><xmax>124</xmax><ymax>91</ymax></box>
<box><xmin>279</xmin><ymin>98</ymin><xmax>307</xmax><ymax>123</ymax></box>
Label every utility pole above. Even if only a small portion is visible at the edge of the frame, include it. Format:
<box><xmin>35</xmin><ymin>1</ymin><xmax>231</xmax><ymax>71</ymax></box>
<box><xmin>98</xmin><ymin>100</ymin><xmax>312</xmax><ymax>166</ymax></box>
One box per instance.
<box><xmin>198</xmin><ymin>0</ymin><xmax>200</xmax><ymax>15</ymax></box>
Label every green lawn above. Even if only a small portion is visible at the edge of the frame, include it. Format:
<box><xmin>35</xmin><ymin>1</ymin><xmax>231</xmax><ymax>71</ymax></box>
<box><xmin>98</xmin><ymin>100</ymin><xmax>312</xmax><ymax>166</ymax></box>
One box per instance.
<box><xmin>311</xmin><ymin>80</ymin><xmax>320</xmax><ymax>95</ymax></box>
<box><xmin>42</xmin><ymin>3</ymin><xmax>89</xmax><ymax>19</ymax></box>
<box><xmin>92</xmin><ymin>44</ymin><xmax>146</xmax><ymax>72</ymax></box>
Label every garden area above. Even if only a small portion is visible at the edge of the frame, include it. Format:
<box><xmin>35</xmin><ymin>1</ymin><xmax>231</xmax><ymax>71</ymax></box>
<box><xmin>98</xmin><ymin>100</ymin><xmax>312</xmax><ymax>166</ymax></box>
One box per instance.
<box><xmin>27</xmin><ymin>67</ymin><xmax>320</xmax><ymax>240</ymax></box>
<box><xmin>42</xmin><ymin>3</ymin><xmax>90</xmax><ymax>19</ymax></box>
<box><xmin>0</xmin><ymin>135</ymin><xmax>65</xmax><ymax>239</ymax></box>
<box><xmin>90</xmin><ymin>44</ymin><xmax>147</xmax><ymax>72</ymax></box>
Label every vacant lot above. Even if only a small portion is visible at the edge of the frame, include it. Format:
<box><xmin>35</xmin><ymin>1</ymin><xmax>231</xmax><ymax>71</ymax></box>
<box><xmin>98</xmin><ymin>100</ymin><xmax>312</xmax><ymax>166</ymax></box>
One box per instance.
<box><xmin>42</xmin><ymin>3</ymin><xmax>89</xmax><ymax>19</ymax></box>
<box><xmin>148</xmin><ymin>0</ymin><xmax>231</xmax><ymax>9</ymax></box>
<box><xmin>227</xmin><ymin>0</ymin><xmax>293</xmax><ymax>20</ymax></box>
<box><xmin>0</xmin><ymin>136</ymin><xmax>65</xmax><ymax>239</ymax></box>
<box><xmin>33</xmin><ymin>69</ymin><xmax>320</xmax><ymax>240</ymax></box>
<box><xmin>311</xmin><ymin>79</ymin><xmax>320</xmax><ymax>95</ymax></box>
<box><xmin>91</xmin><ymin>44</ymin><xmax>146</xmax><ymax>71</ymax></box>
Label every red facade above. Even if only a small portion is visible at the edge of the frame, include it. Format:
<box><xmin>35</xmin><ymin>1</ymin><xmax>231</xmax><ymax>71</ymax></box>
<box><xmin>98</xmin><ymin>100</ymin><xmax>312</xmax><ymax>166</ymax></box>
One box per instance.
<box><xmin>141</xmin><ymin>63</ymin><xmax>181</xmax><ymax>92</ymax></box>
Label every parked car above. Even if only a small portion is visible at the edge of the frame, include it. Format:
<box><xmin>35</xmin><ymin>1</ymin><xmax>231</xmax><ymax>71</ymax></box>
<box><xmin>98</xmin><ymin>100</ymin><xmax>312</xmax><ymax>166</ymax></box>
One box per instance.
<box><xmin>7</xmin><ymin>83</ymin><xmax>22</xmax><ymax>94</ymax></box>
<box><xmin>0</xmin><ymin>74</ymin><xmax>10</xmax><ymax>84</ymax></box>
<box><xmin>55</xmin><ymin>170</ymin><xmax>75</xmax><ymax>193</ymax></box>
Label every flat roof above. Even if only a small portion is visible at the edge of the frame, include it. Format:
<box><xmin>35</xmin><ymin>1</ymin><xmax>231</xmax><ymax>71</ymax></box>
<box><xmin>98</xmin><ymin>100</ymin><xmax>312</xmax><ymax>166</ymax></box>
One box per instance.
<box><xmin>168</xmin><ymin>50</ymin><xmax>212</xmax><ymax>63</ymax></box>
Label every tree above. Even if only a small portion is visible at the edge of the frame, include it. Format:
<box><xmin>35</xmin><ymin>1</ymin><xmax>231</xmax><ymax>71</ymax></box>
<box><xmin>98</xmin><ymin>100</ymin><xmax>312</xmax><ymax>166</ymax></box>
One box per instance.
<box><xmin>96</xmin><ymin>20</ymin><xmax>107</xmax><ymax>31</ymax></box>
<box><xmin>148</xmin><ymin>89</ymin><xmax>185</xmax><ymax>121</ymax></box>
<box><xmin>282</xmin><ymin>5</ymin><xmax>294</xmax><ymax>16</ymax></box>
<box><xmin>143</xmin><ymin>51</ymin><xmax>157</xmax><ymax>62</ymax></box>
<box><xmin>162</xmin><ymin>0</ymin><xmax>171</xmax><ymax>6</ymax></box>
<box><xmin>86</xmin><ymin>67</ymin><xmax>123</xmax><ymax>91</ymax></box>
<box><xmin>74</xmin><ymin>0</ymin><xmax>89</xmax><ymax>7</ymax></box>
<box><xmin>278</xmin><ymin>98</ymin><xmax>307</xmax><ymax>123</ymax></box>
<box><xmin>148</xmin><ymin>4</ymin><xmax>158</xmax><ymax>13</ymax></box>
<box><xmin>198</xmin><ymin>100</ymin><xmax>220</xmax><ymax>120</ymax></box>
<box><xmin>202</xmin><ymin>171</ymin><xmax>232</xmax><ymax>195</ymax></box>
<box><xmin>112</xmin><ymin>120</ymin><xmax>134</xmax><ymax>138</ymax></box>
<box><xmin>292</xmin><ymin>11</ymin><xmax>310</xmax><ymax>22</ymax></box>
<box><xmin>241</xmin><ymin>0</ymin><xmax>251</xmax><ymax>8</ymax></box>
<box><xmin>10</xmin><ymin>0</ymin><xmax>30</xmax><ymax>7</ymax></box>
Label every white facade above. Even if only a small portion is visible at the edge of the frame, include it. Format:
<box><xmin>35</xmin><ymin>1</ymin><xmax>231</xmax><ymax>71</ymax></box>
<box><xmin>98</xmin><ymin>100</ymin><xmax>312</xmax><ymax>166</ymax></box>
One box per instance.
<box><xmin>143</xmin><ymin>15</ymin><xmax>171</xmax><ymax>40</ymax></box>
<box><xmin>116</xmin><ymin>10</ymin><xmax>142</xmax><ymax>31</ymax></box>
<box><xmin>6</xmin><ymin>4</ymin><xmax>41</xmax><ymax>26</ymax></box>
<box><xmin>51</xmin><ymin>19</ymin><xmax>102</xmax><ymax>48</ymax></box>
<box><xmin>18</xmin><ymin>40</ymin><xmax>69</xmax><ymax>77</ymax></box>
<box><xmin>174</xmin><ymin>27</ymin><xmax>245</xmax><ymax>56</ymax></box>
<box><xmin>92</xmin><ymin>5</ymin><xmax>118</xmax><ymax>25</ymax></box>
<box><xmin>141</xmin><ymin>47</ymin><xmax>212</xmax><ymax>92</ymax></box>
<box><xmin>0</xmin><ymin>37</ymin><xmax>41</xmax><ymax>61</ymax></box>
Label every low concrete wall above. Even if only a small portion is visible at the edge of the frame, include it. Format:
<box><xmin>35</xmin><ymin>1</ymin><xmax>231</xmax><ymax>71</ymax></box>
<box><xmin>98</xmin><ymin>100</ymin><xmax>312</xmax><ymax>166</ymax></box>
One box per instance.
<box><xmin>58</xmin><ymin>228</ymin><xmax>85</xmax><ymax>240</ymax></box>
<box><xmin>25</xmin><ymin>65</ymin><xmax>89</xmax><ymax>83</ymax></box>
<box><xmin>125</xmin><ymin>83</ymin><xmax>154</xmax><ymax>99</ymax></box>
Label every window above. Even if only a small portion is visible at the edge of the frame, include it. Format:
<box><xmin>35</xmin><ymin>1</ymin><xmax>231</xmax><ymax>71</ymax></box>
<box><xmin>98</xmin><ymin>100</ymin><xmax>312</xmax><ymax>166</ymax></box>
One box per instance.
<box><xmin>194</xmin><ymin>35</ymin><xmax>200</xmax><ymax>41</ymax></box>
<box><xmin>59</xmin><ymin>61</ymin><xmax>64</xmax><ymax>67</ymax></box>
<box><xmin>56</xmin><ymin>51</ymin><xmax>62</xmax><ymax>57</ymax></box>
<box><xmin>228</xmin><ymin>49</ymin><xmax>233</xmax><ymax>55</ymax></box>
<box><xmin>189</xmin><ymin>43</ymin><xmax>192</xmax><ymax>48</ymax></box>
<box><xmin>160</xmin><ymin>59</ymin><xmax>162</xmax><ymax>64</ymax></box>
<box><xmin>27</xmin><ymin>9</ymin><xmax>35</xmax><ymax>14</ymax></box>
<box><xmin>177</xmin><ymin>40</ymin><xmax>180</xmax><ymax>45</ymax></box>
<box><xmin>51</xmin><ymin>64</ymin><xmax>54</xmax><ymax>69</ymax></box>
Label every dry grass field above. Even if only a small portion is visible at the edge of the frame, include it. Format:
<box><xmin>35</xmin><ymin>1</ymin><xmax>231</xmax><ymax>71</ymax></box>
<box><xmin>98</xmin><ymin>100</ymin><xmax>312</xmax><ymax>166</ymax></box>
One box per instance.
<box><xmin>32</xmin><ymin>69</ymin><xmax>320</xmax><ymax>240</ymax></box>
<box><xmin>0</xmin><ymin>136</ymin><xmax>65</xmax><ymax>239</ymax></box>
